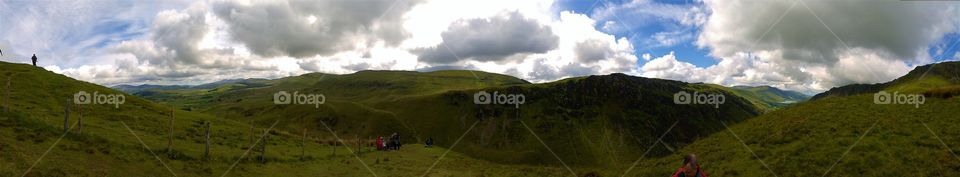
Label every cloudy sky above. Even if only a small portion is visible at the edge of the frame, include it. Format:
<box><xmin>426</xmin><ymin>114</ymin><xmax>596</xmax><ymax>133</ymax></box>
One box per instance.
<box><xmin>1</xmin><ymin>0</ymin><xmax>959</xmax><ymax>94</ymax></box>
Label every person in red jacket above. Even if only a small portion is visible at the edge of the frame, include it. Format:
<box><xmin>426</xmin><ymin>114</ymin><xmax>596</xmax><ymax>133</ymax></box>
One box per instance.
<box><xmin>672</xmin><ymin>154</ymin><xmax>708</xmax><ymax>177</ymax></box>
<box><xmin>376</xmin><ymin>136</ymin><xmax>384</xmax><ymax>150</ymax></box>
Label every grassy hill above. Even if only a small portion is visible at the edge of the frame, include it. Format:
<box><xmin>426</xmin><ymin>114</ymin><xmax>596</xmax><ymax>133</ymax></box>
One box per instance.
<box><xmin>122</xmin><ymin>70</ymin><xmax>529</xmax><ymax>110</ymax></box>
<box><xmin>135</xmin><ymin>69</ymin><xmax>765</xmax><ymax>168</ymax></box>
<box><xmin>622</xmin><ymin>62</ymin><xmax>960</xmax><ymax>176</ymax></box>
<box><xmin>626</xmin><ymin>93</ymin><xmax>960</xmax><ymax>176</ymax></box>
<box><xmin>812</xmin><ymin>61</ymin><xmax>960</xmax><ymax>100</ymax></box>
<box><xmin>371</xmin><ymin>73</ymin><xmax>765</xmax><ymax>166</ymax></box>
<box><xmin>0</xmin><ymin>61</ymin><xmax>766</xmax><ymax>176</ymax></box>
<box><xmin>7</xmin><ymin>58</ymin><xmax>958</xmax><ymax>176</ymax></box>
<box><xmin>0</xmin><ymin>61</ymin><xmax>585</xmax><ymax>176</ymax></box>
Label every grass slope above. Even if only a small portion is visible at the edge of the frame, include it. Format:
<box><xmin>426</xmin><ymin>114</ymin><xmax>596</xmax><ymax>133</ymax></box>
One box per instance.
<box><xmin>627</xmin><ymin>94</ymin><xmax>960</xmax><ymax>176</ymax></box>
<box><xmin>167</xmin><ymin>71</ymin><xmax>763</xmax><ymax>170</ymax></box>
<box><xmin>0</xmin><ymin>61</ymin><xmax>584</xmax><ymax>176</ymax></box>
<box><xmin>812</xmin><ymin>61</ymin><xmax>960</xmax><ymax>100</ymax></box>
<box><xmin>626</xmin><ymin>62</ymin><xmax>960</xmax><ymax>176</ymax></box>
<box><xmin>10</xmin><ymin>58</ymin><xmax>956</xmax><ymax>176</ymax></box>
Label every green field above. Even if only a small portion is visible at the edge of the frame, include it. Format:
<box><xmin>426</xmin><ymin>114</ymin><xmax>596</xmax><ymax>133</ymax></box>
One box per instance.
<box><xmin>0</xmin><ymin>62</ymin><xmax>583</xmax><ymax>176</ymax></box>
<box><xmin>3</xmin><ymin>60</ymin><xmax>960</xmax><ymax>176</ymax></box>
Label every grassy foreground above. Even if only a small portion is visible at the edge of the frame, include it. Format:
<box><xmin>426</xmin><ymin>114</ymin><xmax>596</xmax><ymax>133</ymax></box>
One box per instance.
<box><xmin>0</xmin><ymin>61</ymin><xmax>586</xmax><ymax>176</ymax></box>
<box><xmin>0</xmin><ymin>108</ymin><xmax>577</xmax><ymax>176</ymax></box>
<box><xmin>629</xmin><ymin>94</ymin><xmax>960</xmax><ymax>176</ymax></box>
<box><xmin>5</xmin><ymin>60</ymin><xmax>960</xmax><ymax>176</ymax></box>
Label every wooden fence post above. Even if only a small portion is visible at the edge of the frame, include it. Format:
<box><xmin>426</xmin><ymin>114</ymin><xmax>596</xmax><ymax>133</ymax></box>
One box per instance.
<box><xmin>63</xmin><ymin>99</ymin><xmax>70</xmax><ymax>133</ymax></box>
<box><xmin>301</xmin><ymin>128</ymin><xmax>306</xmax><ymax>160</ymax></box>
<box><xmin>260</xmin><ymin>129</ymin><xmax>268</xmax><ymax>163</ymax></box>
<box><xmin>4</xmin><ymin>76</ymin><xmax>10</xmax><ymax>113</ymax></box>
<box><xmin>167</xmin><ymin>108</ymin><xmax>174</xmax><ymax>152</ymax></box>
<box><xmin>77</xmin><ymin>104</ymin><xmax>82</xmax><ymax>135</ymax></box>
<box><xmin>204</xmin><ymin>121</ymin><xmax>210</xmax><ymax>160</ymax></box>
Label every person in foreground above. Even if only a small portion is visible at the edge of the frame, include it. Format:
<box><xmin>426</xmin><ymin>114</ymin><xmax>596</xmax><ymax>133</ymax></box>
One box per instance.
<box><xmin>672</xmin><ymin>154</ymin><xmax>708</xmax><ymax>177</ymax></box>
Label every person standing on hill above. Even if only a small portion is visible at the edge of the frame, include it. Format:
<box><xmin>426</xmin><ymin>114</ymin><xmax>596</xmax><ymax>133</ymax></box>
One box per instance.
<box><xmin>376</xmin><ymin>136</ymin><xmax>384</xmax><ymax>150</ymax></box>
<box><xmin>672</xmin><ymin>154</ymin><xmax>708</xmax><ymax>177</ymax></box>
<box><xmin>424</xmin><ymin>137</ymin><xmax>434</xmax><ymax>148</ymax></box>
<box><xmin>394</xmin><ymin>132</ymin><xmax>401</xmax><ymax>150</ymax></box>
<box><xmin>31</xmin><ymin>54</ymin><xmax>37</xmax><ymax>66</ymax></box>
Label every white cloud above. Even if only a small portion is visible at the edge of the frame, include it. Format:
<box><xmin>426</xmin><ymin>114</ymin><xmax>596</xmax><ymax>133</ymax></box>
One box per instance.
<box><xmin>401</xmin><ymin>0</ymin><xmax>556</xmax><ymax>49</ymax></box>
<box><xmin>7</xmin><ymin>0</ymin><xmax>636</xmax><ymax>86</ymax></box>
<box><xmin>641</xmin><ymin>53</ymin><xmax>652</xmax><ymax>61</ymax></box>
<box><xmin>640</xmin><ymin>0</ymin><xmax>960</xmax><ymax>93</ymax></box>
<box><xmin>592</xmin><ymin>0</ymin><xmax>707</xmax><ymax>28</ymax></box>
<box><xmin>698</xmin><ymin>0</ymin><xmax>958</xmax><ymax>63</ymax></box>
<box><xmin>650</xmin><ymin>30</ymin><xmax>695</xmax><ymax>48</ymax></box>
<box><xmin>0</xmin><ymin>0</ymin><xmax>191</xmax><ymax>67</ymax></box>
<box><xmin>210</xmin><ymin>0</ymin><xmax>422</xmax><ymax>58</ymax></box>
<box><xmin>13</xmin><ymin>0</ymin><xmax>950</xmax><ymax>95</ymax></box>
<box><xmin>590</xmin><ymin>0</ymin><xmax>708</xmax><ymax>50</ymax></box>
<box><xmin>641</xmin><ymin>51</ymin><xmax>701</xmax><ymax>81</ymax></box>
<box><xmin>641</xmin><ymin>49</ymin><xmax>913</xmax><ymax>94</ymax></box>
<box><xmin>517</xmin><ymin>11</ymin><xmax>638</xmax><ymax>82</ymax></box>
<box><xmin>413</xmin><ymin>11</ymin><xmax>559</xmax><ymax>64</ymax></box>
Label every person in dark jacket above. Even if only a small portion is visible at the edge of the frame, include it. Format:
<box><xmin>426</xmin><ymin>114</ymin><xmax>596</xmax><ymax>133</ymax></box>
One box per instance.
<box><xmin>424</xmin><ymin>137</ymin><xmax>434</xmax><ymax>148</ymax></box>
<box><xmin>31</xmin><ymin>54</ymin><xmax>37</xmax><ymax>66</ymax></box>
<box><xmin>387</xmin><ymin>132</ymin><xmax>400</xmax><ymax>150</ymax></box>
<box><xmin>392</xmin><ymin>133</ymin><xmax>401</xmax><ymax>150</ymax></box>
<box><xmin>672</xmin><ymin>154</ymin><xmax>708</xmax><ymax>177</ymax></box>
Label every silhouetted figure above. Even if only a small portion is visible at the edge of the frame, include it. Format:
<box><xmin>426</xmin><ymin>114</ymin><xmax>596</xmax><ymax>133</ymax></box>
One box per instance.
<box><xmin>31</xmin><ymin>54</ymin><xmax>37</xmax><ymax>66</ymax></box>
<box><xmin>672</xmin><ymin>154</ymin><xmax>708</xmax><ymax>177</ymax></box>
<box><xmin>424</xmin><ymin>137</ymin><xmax>433</xmax><ymax>148</ymax></box>
<box><xmin>0</xmin><ymin>48</ymin><xmax>3</xmax><ymax>56</ymax></box>
<box><xmin>394</xmin><ymin>133</ymin><xmax>401</xmax><ymax>150</ymax></box>
<box><xmin>386</xmin><ymin>132</ymin><xmax>401</xmax><ymax>150</ymax></box>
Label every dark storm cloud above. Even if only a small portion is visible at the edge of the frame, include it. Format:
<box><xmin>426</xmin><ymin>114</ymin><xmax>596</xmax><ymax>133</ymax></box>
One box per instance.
<box><xmin>212</xmin><ymin>0</ymin><xmax>422</xmax><ymax>58</ymax></box>
<box><xmin>700</xmin><ymin>0</ymin><xmax>960</xmax><ymax>65</ymax></box>
<box><xmin>414</xmin><ymin>11</ymin><xmax>559</xmax><ymax>64</ymax></box>
<box><xmin>574</xmin><ymin>39</ymin><xmax>613</xmax><ymax>62</ymax></box>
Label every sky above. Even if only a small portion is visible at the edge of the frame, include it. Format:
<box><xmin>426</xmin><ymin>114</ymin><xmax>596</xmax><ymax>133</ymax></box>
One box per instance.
<box><xmin>1</xmin><ymin>0</ymin><xmax>959</xmax><ymax>94</ymax></box>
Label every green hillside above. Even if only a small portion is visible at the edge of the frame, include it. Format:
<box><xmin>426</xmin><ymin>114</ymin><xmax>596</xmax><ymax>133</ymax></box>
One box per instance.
<box><xmin>0</xmin><ymin>61</ymin><xmax>583</xmax><ymax>176</ymax></box>
<box><xmin>627</xmin><ymin>94</ymin><xmax>960</xmax><ymax>176</ymax></box>
<box><xmin>812</xmin><ymin>61</ymin><xmax>960</xmax><ymax>100</ymax></box>
<box><xmin>622</xmin><ymin>62</ymin><xmax>960</xmax><ymax>176</ymax></box>
<box><xmin>8</xmin><ymin>57</ymin><xmax>958</xmax><ymax>176</ymax></box>
<box><xmin>124</xmin><ymin>70</ymin><xmax>529</xmax><ymax>110</ymax></box>
<box><xmin>145</xmin><ymin>69</ymin><xmax>764</xmax><ymax>168</ymax></box>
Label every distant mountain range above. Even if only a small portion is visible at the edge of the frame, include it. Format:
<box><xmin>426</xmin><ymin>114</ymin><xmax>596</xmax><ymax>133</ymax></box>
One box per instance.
<box><xmin>727</xmin><ymin>85</ymin><xmax>809</xmax><ymax>111</ymax></box>
<box><xmin>112</xmin><ymin>78</ymin><xmax>272</xmax><ymax>94</ymax></box>
<box><xmin>812</xmin><ymin>61</ymin><xmax>960</xmax><ymax>100</ymax></box>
